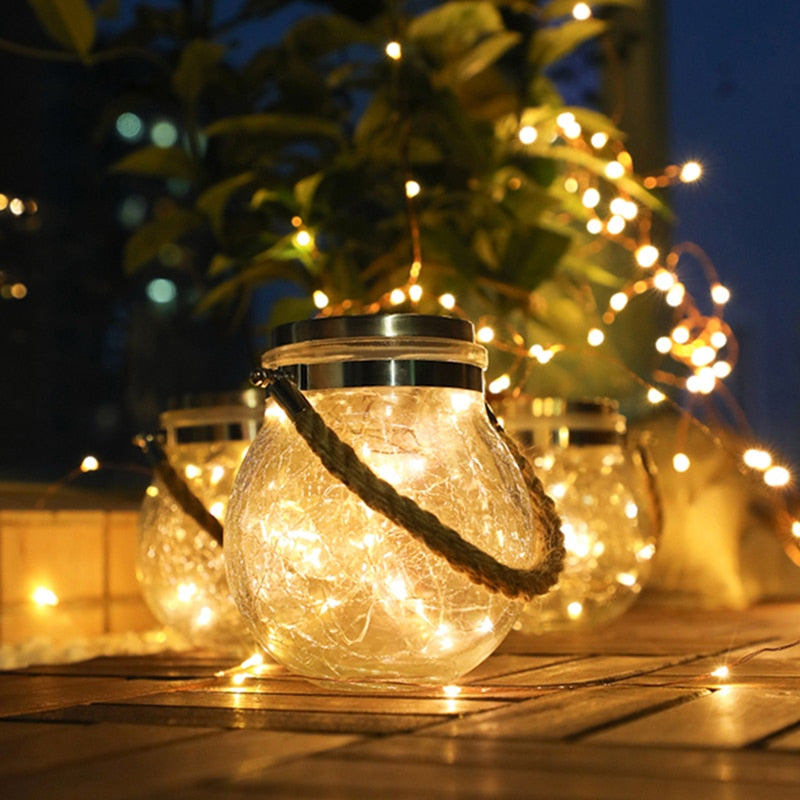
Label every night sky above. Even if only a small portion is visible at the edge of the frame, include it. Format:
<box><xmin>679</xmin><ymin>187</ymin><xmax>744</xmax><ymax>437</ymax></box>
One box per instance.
<box><xmin>666</xmin><ymin>1</ymin><xmax>800</xmax><ymax>465</ymax></box>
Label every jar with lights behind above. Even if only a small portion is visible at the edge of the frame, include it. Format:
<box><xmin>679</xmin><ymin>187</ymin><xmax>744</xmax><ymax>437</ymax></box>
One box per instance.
<box><xmin>224</xmin><ymin>314</ymin><xmax>564</xmax><ymax>689</ymax></box>
<box><xmin>499</xmin><ymin>397</ymin><xmax>660</xmax><ymax>633</ymax></box>
<box><xmin>137</xmin><ymin>390</ymin><xmax>264</xmax><ymax>655</ymax></box>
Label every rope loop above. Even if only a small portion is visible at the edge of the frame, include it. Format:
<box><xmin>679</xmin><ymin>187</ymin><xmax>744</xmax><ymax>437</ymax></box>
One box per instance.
<box><xmin>251</xmin><ymin>367</ymin><xmax>565</xmax><ymax>600</ymax></box>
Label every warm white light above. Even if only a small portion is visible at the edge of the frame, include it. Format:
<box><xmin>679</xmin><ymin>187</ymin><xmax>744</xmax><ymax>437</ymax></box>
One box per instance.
<box><xmin>647</xmin><ymin>387</ymin><xmax>666</xmax><ymax>404</ymax></box>
<box><xmin>405</xmin><ymin>180</ymin><xmax>421</xmax><ymax>198</ymax></box>
<box><xmin>80</xmin><ymin>455</ymin><xmax>100</xmax><ymax>472</ymax></box>
<box><xmin>196</xmin><ymin>606</ymin><xmax>213</xmax><ymax>626</ymax></box>
<box><xmin>572</xmin><ymin>3</ymin><xmax>592</xmax><ymax>20</ymax></box>
<box><xmin>185</xmin><ymin>464</ymin><xmax>202</xmax><ymax>480</ymax></box>
<box><xmin>294</xmin><ymin>229</ymin><xmax>312</xmax><ymax>248</ymax></box>
<box><xmin>792</xmin><ymin>521</ymin><xmax>800</xmax><ymax>539</ymax></box>
<box><xmin>635</xmin><ymin>244</ymin><xmax>659</xmax><ymax>268</ymax></box>
<box><xmin>9</xmin><ymin>198</ymin><xmax>24</xmax><ymax>216</ymax></box>
<box><xmin>408</xmin><ymin>284</ymin><xmax>423</xmax><ymax>303</ymax></box>
<box><xmin>606</xmin><ymin>215</ymin><xmax>625</xmax><ymax>235</ymax></box>
<box><xmin>581</xmin><ymin>187</ymin><xmax>600</xmax><ymax>208</ymax></box>
<box><xmin>711</xmin><ymin>283</ymin><xmax>731</xmax><ymax>305</ymax></box>
<box><xmin>743</xmin><ymin>448</ymin><xmax>772</xmax><ymax>471</ymax></box>
<box><xmin>476</xmin><ymin>325</ymin><xmax>495</xmax><ymax>343</ymax></box>
<box><xmin>443</xmin><ymin>684</ymin><xmax>462</xmax><ymax>697</ymax></box>
<box><xmin>177</xmin><ymin>582</ymin><xmax>197</xmax><ymax>602</ymax></box>
<box><xmin>312</xmin><ymin>290</ymin><xmax>329</xmax><ymax>309</ymax></box>
<box><xmin>209</xmin><ymin>501</ymin><xmax>225</xmax><ymax>520</ymax></box>
<box><xmin>764</xmin><ymin>465</ymin><xmax>791</xmax><ymax>488</ymax></box>
<box><xmin>604</xmin><ymin>160</ymin><xmax>625</xmax><ymax>180</ymax></box>
<box><xmin>710</xmin><ymin>331</ymin><xmax>728</xmax><ymax>349</ymax></box>
<box><xmin>518</xmin><ymin>125</ymin><xmax>538</xmax><ymax>145</ymax></box>
<box><xmin>655</xmin><ymin>336</ymin><xmax>672</xmax><ymax>354</ymax></box>
<box><xmin>438</xmin><ymin>293</ymin><xmax>456</xmax><ymax>310</ymax></box>
<box><xmin>671</xmin><ymin>325</ymin><xmax>690</xmax><ymax>344</ymax></box>
<box><xmin>653</xmin><ymin>269</ymin><xmax>675</xmax><ymax>291</ymax></box>
<box><xmin>665</xmin><ymin>283</ymin><xmax>685</xmax><ymax>307</ymax></box>
<box><xmin>609</xmin><ymin>292</ymin><xmax>628</xmax><ymax>312</ymax></box>
<box><xmin>673</xmin><ymin>452</ymin><xmax>691</xmax><ymax>473</ymax></box>
<box><xmin>587</xmin><ymin>328</ymin><xmax>605</xmax><ymax>346</ymax></box>
<box><xmin>712</xmin><ymin>360</ymin><xmax>732</xmax><ymax>379</ymax></box>
<box><xmin>711</xmin><ymin>664</ymin><xmax>730</xmax><ymax>679</ymax></box>
<box><xmin>564</xmin><ymin>176</ymin><xmax>579</xmax><ymax>193</ymax></box>
<box><xmin>488</xmin><ymin>374</ymin><xmax>511</xmax><ymax>394</ymax></box>
<box><xmin>590</xmin><ymin>131</ymin><xmax>608</xmax><ymax>149</ymax></box>
<box><xmin>586</xmin><ymin>218</ymin><xmax>603</xmax><ymax>234</ymax></box>
<box><xmin>566</xmin><ymin>601</ymin><xmax>584</xmax><ymax>619</ymax></box>
<box><xmin>145</xmin><ymin>484</ymin><xmax>159</xmax><ymax>498</ymax></box>
<box><xmin>616</xmin><ymin>572</ymin><xmax>637</xmax><ymax>587</ymax></box>
<box><xmin>679</xmin><ymin>161</ymin><xmax>703</xmax><ymax>182</ymax></box>
<box><xmin>691</xmin><ymin>345</ymin><xmax>716</xmax><ymax>367</ymax></box>
<box><xmin>385</xmin><ymin>41</ymin><xmax>402</xmax><ymax>60</ymax></box>
<box><xmin>32</xmin><ymin>586</ymin><xmax>59</xmax><ymax>607</ymax></box>
<box><xmin>389</xmin><ymin>288</ymin><xmax>406</xmax><ymax>305</ymax></box>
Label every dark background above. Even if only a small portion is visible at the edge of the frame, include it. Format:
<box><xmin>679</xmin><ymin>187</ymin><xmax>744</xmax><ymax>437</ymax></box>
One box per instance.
<box><xmin>1</xmin><ymin>1</ymin><xmax>797</xmax><ymax>492</ymax></box>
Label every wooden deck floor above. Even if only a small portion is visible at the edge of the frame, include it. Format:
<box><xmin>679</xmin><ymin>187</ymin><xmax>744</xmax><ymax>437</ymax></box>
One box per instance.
<box><xmin>2</xmin><ymin>600</ymin><xmax>800</xmax><ymax>799</ymax></box>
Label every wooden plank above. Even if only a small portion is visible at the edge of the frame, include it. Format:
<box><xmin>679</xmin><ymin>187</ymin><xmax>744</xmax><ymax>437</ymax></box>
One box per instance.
<box><xmin>481</xmin><ymin>654</ymin><xmax>693</xmax><ymax>687</ymax></box>
<box><xmin>0</xmin><ymin>674</ymin><xmax>210</xmax><ymax>717</ymax></box>
<box><xmin>0</xmin><ymin>728</ymin><xmax>358</xmax><ymax>800</ymax></box>
<box><xmin>423</xmin><ymin>684</ymin><xmax>707</xmax><ymax>740</ymax></box>
<box><xmin>218</xmin><ymin>739</ymin><xmax>800</xmax><ymax>800</ymax></box>
<box><xmin>588</xmin><ymin>686</ymin><xmax>800</xmax><ymax>748</ymax></box>
<box><xmin>0</xmin><ymin>721</ymin><xmax>212</xmax><ymax>776</ymax></box>
<box><xmin>18</xmin><ymin>701</ymin><xmax>449</xmax><ymax>735</ymax></box>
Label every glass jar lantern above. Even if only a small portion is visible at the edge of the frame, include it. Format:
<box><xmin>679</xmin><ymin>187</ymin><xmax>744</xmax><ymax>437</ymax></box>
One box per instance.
<box><xmin>137</xmin><ymin>391</ymin><xmax>263</xmax><ymax>654</ymax></box>
<box><xmin>500</xmin><ymin>397</ymin><xmax>659</xmax><ymax>633</ymax></box>
<box><xmin>224</xmin><ymin>314</ymin><xmax>562</xmax><ymax>688</ymax></box>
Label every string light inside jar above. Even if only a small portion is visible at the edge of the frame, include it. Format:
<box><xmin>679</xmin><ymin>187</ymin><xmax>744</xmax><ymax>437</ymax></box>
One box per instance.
<box><xmin>500</xmin><ymin>397</ymin><xmax>660</xmax><ymax>633</ymax></box>
<box><xmin>225</xmin><ymin>314</ymin><xmax>563</xmax><ymax>689</ymax></box>
<box><xmin>137</xmin><ymin>391</ymin><xmax>263</xmax><ymax>655</ymax></box>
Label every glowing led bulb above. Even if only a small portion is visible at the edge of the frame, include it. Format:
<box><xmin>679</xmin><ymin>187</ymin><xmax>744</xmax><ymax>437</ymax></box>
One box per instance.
<box><xmin>294</xmin><ymin>229</ymin><xmax>312</xmax><ymax>248</ymax></box>
<box><xmin>572</xmin><ymin>2</ymin><xmax>592</xmax><ymax>20</ymax></box>
<box><xmin>690</xmin><ymin>345</ymin><xmax>716</xmax><ymax>367</ymax></box>
<box><xmin>518</xmin><ymin>125</ymin><xmax>538</xmax><ymax>145</ymax></box>
<box><xmin>604</xmin><ymin>160</ymin><xmax>625</xmax><ymax>180</ymax></box>
<box><xmin>609</xmin><ymin>292</ymin><xmax>628</xmax><ymax>312</ymax></box>
<box><xmin>476</xmin><ymin>325</ymin><xmax>495</xmax><ymax>343</ymax></box>
<box><xmin>792</xmin><ymin>521</ymin><xmax>800</xmax><ymax>539</ymax></box>
<box><xmin>389</xmin><ymin>288</ymin><xmax>406</xmax><ymax>305</ymax></box>
<box><xmin>488</xmin><ymin>374</ymin><xmax>511</xmax><ymax>394</ymax></box>
<box><xmin>586</xmin><ymin>218</ymin><xmax>603</xmax><ymax>234</ymax></box>
<box><xmin>712</xmin><ymin>360</ymin><xmax>732</xmax><ymax>378</ymax></box>
<box><xmin>647</xmin><ymin>387</ymin><xmax>666</xmax><ymax>404</ymax></box>
<box><xmin>671</xmin><ymin>325</ymin><xmax>690</xmax><ymax>344</ymax></box>
<box><xmin>743</xmin><ymin>448</ymin><xmax>772</xmax><ymax>470</ymax></box>
<box><xmin>587</xmin><ymin>328</ymin><xmax>605</xmax><ymax>346</ymax></box>
<box><xmin>408</xmin><ymin>284</ymin><xmax>423</xmax><ymax>303</ymax></box>
<box><xmin>679</xmin><ymin>161</ymin><xmax>702</xmax><ymax>182</ymax></box>
<box><xmin>673</xmin><ymin>452</ymin><xmax>691</xmax><ymax>473</ymax></box>
<box><xmin>653</xmin><ymin>269</ymin><xmax>675</xmax><ymax>291</ymax></box>
<box><xmin>581</xmin><ymin>188</ymin><xmax>600</xmax><ymax>209</ymax></box>
<box><xmin>635</xmin><ymin>244</ymin><xmax>659</xmax><ymax>268</ymax></box>
<box><xmin>655</xmin><ymin>336</ymin><xmax>672</xmax><ymax>354</ymax></box>
<box><xmin>432</xmin><ymin>293</ymin><xmax>454</xmax><ymax>312</ymax></box>
<box><xmin>711</xmin><ymin>283</ymin><xmax>731</xmax><ymax>305</ymax></box>
<box><xmin>80</xmin><ymin>455</ymin><xmax>100</xmax><ymax>472</ymax></box>
<box><xmin>764</xmin><ymin>465</ymin><xmax>791</xmax><ymax>488</ymax></box>
<box><xmin>313</xmin><ymin>290</ymin><xmax>329</xmax><ymax>309</ymax></box>
<box><xmin>32</xmin><ymin>586</ymin><xmax>59</xmax><ymax>607</ymax></box>
<box><xmin>711</xmin><ymin>664</ymin><xmax>730</xmax><ymax>679</ymax></box>
<box><xmin>606</xmin><ymin>215</ymin><xmax>625</xmax><ymax>235</ymax></box>
<box><xmin>405</xmin><ymin>180</ymin><xmax>421</xmax><ymax>198</ymax></box>
<box><xmin>590</xmin><ymin>131</ymin><xmax>608</xmax><ymax>149</ymax></box>
<box><xmin>385</xmin><ymin>41</ymin><xmax>402</xmax><ymax>60</ymax></box>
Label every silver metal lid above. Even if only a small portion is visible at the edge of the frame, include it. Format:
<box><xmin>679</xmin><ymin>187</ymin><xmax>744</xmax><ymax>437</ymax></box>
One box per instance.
<box><xmin>268</xmin><ymin>313</ymin><xmax>475</xmax><ymax>348</ymax></box>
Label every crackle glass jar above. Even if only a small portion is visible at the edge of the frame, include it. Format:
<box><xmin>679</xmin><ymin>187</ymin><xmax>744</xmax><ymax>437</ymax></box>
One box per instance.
<box><xmin>224</xmin><ymin>314</ymin><xmax>547</xmax><ymax>688</ymax></box>
<box><xmin>500</xmin><ymin>397</ymin><xmax>659</xmax><ymax>633</ymax></box>
<box><xmin>137</xmin><ymin>391</ymin><xmax>263</xmax><ymax>655</ymax></box>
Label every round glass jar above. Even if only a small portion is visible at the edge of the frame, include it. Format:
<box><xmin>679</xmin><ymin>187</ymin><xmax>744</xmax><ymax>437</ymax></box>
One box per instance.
<box><xmin>500</xmin><ymin>397</ymin><xmax>658</xmax><ymax>633</ymax></box>
<box><xmin>224</xmin><ymin>314</ymin><xmax>546</xmax><ymax>688</ymax></box>
<box><xmin>137</xmin><ymin>390</ymin><xmax>263</xmax><ymax>654</ymax></box>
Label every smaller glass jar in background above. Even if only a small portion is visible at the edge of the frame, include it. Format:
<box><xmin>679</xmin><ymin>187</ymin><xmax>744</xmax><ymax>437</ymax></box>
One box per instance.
<box><xmin>137</xmin><ymin>390</ymin><xmax>263</xmax><ymax>655</ymax></box>
<box><xmin>499</xmin><ymin>397</ymin><xmax>659</xmax><ymax>633</ymax></box>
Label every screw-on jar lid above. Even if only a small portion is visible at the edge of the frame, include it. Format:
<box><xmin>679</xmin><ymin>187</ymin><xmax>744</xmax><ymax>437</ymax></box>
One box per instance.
<box><xmin>268</xmin><ymin>313</ymin><xmax>476</xmax><ymax>348</ymax></box>
<box><xmin>262</xmin><ymin>314</ymin><xmax>487</xmax><ymax>391</ymax></box>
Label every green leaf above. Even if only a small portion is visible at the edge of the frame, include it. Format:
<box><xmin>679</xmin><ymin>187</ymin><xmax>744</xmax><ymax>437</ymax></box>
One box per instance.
<box><xmin>498</xmin><ymin>226</ymin><xmax>571</xmax><ymax>290</ymax></box>
<box><xmin>529</xmin><ymin>19</ymin><xmax>607</xmax><ymax>68</ymax></box>
<box><xmin>28</xmin><ymin>0</ymin><xmax>95</xmax><ymax>58</ymax></box>
<box><xmin>123</xmin><ymin>209</ymin><xmax>203</xmax><ymax>275</ymax></box>
<box><xmin>408</xmin><ymin>2</ymin><xmax>505</xmax><ymax>61</ymax></box>
<box><xmin>294</xmin><ymin>173</ymin><xmax>324</xmax><ymax>217</ymax></box>
<box><xmin>111</xmin><ymin>146</ymin><xmax>197</xmax><ymax>182</ymax></box>
<box><xmin>196</xmin><ymin>172</ymin><xmax>255</xmax><ymax>237</ymax></box>
<box><xmin>172</xmin><ymin>40</ymin><xmax>226</xmax><ymax>104</ymax></box>
<box><xmin>205</xmin><ymin>114</ymin><xmax>342</xmax><ymax>141</ymax></box>
<box><xmin>283</xmin><ymin>13</ymin><xmax>376</xmax><ymax>58</ymax></box>
<box><xmin>447</xmin><ymin>30</ymin><xmax>520</xmax><ymax>85</ymax></box>
<box><xmin>267</xmin><ymin>295</ymin><xmax>315</xmax><ymax>328</ymax></box>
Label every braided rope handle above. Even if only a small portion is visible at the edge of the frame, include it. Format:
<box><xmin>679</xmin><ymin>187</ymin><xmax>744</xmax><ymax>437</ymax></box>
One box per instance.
<box><xmin>251</xmin><ymin>367</ymin><xmax>565</xmax><ymax>600</ymax></box>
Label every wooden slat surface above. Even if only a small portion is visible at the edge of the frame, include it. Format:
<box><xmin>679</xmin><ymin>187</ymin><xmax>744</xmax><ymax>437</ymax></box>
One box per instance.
<box><xmin>2</xmin><ymin>601</ymin><xmax>800</xmax><ymax>799</ymax></box>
